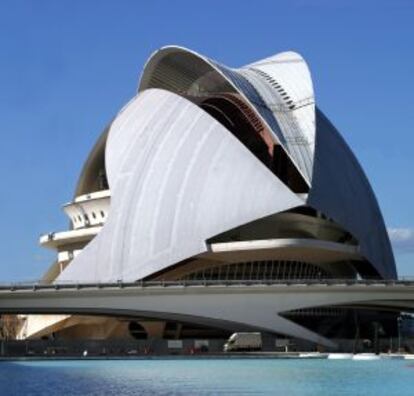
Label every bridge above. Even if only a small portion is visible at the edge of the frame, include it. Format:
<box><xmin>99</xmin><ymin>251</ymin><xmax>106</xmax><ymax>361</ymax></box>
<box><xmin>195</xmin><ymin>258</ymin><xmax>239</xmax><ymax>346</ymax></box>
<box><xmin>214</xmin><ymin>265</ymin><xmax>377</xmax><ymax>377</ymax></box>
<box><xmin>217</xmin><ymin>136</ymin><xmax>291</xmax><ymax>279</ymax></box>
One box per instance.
<box><xmin>1</xmin><ymin>279</ymin><xmax>414</xmax><ymax>347</ymax></box>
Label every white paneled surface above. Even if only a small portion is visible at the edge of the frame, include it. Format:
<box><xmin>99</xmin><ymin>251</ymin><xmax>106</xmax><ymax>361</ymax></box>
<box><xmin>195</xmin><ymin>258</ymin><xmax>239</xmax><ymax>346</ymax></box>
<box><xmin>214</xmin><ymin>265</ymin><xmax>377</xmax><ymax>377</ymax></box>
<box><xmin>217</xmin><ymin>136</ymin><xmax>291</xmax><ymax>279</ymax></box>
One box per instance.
<box><xmin>58</xmin><ymin>89</ymin><xmax>302</xmax><ymax>282</ymax></box>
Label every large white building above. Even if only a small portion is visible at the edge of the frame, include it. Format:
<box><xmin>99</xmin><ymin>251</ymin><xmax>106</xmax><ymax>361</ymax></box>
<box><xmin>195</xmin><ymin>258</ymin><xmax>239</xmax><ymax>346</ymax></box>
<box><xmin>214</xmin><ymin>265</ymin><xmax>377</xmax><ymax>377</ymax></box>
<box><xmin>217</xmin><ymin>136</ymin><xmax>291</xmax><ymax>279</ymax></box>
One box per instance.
<box><xmin>17</xmin><ymin>46</ymin><xmax>397</xmax><ymax>343</ymax></box>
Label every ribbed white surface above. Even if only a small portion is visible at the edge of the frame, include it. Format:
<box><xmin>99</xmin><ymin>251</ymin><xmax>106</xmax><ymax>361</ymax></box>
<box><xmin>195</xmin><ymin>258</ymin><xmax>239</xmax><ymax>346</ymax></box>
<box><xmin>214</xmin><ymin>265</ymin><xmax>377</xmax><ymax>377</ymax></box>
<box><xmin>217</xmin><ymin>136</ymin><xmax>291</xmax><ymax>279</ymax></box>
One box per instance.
<box><xmin>240</xmin><ymin>51</ymin><xmax>315</xmax><ymax>183</ymax></box>
<box><xmin>58</xmin><ymin>89</ymin><xmax>302</xmax><ymax>282</ymax></box>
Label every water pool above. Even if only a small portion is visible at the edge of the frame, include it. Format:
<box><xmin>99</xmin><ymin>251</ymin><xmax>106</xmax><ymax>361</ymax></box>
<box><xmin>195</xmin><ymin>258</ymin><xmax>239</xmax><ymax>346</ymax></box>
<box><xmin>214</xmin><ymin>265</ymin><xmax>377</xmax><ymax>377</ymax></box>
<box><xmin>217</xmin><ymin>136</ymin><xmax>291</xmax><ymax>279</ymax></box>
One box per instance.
<box><xmin>1</xmin><ymin>358</ymin><xmax>414</xmax><ymax>395</ymax></box>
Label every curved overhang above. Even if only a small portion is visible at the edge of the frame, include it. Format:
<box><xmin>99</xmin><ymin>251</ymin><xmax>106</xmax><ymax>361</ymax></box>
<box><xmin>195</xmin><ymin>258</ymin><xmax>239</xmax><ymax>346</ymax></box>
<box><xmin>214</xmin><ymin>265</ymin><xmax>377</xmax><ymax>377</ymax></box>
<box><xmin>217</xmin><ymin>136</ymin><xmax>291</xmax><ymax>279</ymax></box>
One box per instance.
<box><xmin>204</xmin><ymin>238</ymin><xmax>362</xmax><ymax>264</ymax></box>
<box><xmin>209</xmin><ymin>210</ymin><xmax>356</xmax><ymax>244</ymax></box>
<box><xmin>139</xmin><ymin>46</ymin><xmax>235</xmax><ymax>95</ymax></box>
<box><xmin>151</xmin><ymin>238</ymin><xmax>361</xmax><ymax>281</ymax></box>
<box><xmin>138</xmin><ymin>45</ymin><xmax>312</xmax><ymax>187</ymax></box>
<box><xmin>40</xmin><ymin>226</ymin><xmax>102</xmax><ymax>249</ymax></box>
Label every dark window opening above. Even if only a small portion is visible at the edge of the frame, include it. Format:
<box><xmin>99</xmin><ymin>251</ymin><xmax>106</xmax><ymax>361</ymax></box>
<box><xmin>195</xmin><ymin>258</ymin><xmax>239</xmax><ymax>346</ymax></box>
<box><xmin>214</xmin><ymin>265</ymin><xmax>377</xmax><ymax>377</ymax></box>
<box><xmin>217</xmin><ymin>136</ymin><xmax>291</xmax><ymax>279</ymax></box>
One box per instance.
<box><xmin>289</xmin><ymin>206</ymin><xmax>318</xmax><ymax>217</ymax></box>
<box><xmin>199</xmin><ymin>96</ymin><xmax>308</xmax><ymax>193</ymax></box>
<box><xmin>128</xmin><ymin>321</ymin><xmax>147</xmax><ymax>339</ymax></box>
<box><xmin>273</xmin><ymin>145</ymin><xmax>308</xmax><ymax>193</ymax></box>
<box><xmin>98</xmin><ymin>169</ymin><xmax>109</xmax><ymax>190</ymax></box>
<box><xmin>200</xmin><ymin>97</ymin><xmax>272</xmax><ymax>169</ymax></box>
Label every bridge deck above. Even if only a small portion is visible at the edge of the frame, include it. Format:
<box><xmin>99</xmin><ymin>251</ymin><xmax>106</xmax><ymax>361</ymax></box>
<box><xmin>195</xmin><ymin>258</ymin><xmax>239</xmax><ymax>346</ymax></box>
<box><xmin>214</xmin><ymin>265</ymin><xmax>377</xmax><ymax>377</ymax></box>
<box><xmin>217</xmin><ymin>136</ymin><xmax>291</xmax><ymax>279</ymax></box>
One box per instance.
<box><xmin>1</xmin><ymin>279</ymin><xmax>414</xmax><ymax>348</ymax></box>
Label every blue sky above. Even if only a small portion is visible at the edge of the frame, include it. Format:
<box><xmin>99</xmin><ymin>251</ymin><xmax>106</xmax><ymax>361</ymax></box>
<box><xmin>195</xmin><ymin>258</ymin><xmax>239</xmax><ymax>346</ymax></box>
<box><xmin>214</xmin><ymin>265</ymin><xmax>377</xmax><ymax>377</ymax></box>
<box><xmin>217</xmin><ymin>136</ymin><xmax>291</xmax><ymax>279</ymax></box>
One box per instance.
<box><xmin>0</xmin><ymin>0</ymin><xmax>413</xmax><ymax>281</ymax></box>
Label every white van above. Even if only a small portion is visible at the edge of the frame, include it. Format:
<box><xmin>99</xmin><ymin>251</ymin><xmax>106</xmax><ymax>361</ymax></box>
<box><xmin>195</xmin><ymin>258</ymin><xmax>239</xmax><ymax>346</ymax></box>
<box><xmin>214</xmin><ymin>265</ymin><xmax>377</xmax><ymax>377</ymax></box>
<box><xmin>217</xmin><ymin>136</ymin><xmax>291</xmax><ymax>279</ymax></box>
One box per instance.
<box><xmin>223</xmin><ymin>332</ymin><xmax>262</xmax><ymax>352</ymax></box>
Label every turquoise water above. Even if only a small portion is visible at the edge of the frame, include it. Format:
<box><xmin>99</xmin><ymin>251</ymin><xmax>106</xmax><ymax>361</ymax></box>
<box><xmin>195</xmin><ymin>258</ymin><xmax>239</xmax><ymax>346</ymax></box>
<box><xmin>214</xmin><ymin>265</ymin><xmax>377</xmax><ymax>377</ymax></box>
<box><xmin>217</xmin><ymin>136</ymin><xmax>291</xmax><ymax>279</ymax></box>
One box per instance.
<box><xmin>1</xmin><ymin>358</ymin><xmax>414</xmax><ymax>395</ymax></box>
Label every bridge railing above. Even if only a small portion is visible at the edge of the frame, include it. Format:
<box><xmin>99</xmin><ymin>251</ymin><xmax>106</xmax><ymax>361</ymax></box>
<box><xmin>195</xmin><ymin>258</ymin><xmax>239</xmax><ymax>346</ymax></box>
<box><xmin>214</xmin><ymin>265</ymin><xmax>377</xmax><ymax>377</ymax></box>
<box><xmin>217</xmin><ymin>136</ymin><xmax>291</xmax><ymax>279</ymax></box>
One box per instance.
<box><xmin>1</xmin><ymin>277</ymin><xmax>414</xmax><ymax>291</ymax></box>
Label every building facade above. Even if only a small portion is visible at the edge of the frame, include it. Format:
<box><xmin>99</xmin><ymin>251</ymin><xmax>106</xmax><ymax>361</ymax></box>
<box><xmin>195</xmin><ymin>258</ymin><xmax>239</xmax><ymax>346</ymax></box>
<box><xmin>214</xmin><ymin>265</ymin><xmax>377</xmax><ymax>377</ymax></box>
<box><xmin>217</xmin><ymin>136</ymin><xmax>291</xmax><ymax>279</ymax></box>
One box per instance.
<box><xmin>17</xmin><ymin>46</ymin><xmax>397</xmax><ymax>344</ymax></box>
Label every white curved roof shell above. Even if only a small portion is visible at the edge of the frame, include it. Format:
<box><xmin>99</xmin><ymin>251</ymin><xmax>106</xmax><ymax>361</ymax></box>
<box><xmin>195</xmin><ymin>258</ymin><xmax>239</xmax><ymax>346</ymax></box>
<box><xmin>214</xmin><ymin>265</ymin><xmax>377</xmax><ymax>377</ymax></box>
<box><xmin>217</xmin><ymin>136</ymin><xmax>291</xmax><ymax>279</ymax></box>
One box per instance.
<box><xmin>59</xmin><ymin>45</ymin><xmax>396</xmax><ymax>282</ymax></box>
<box><xmin>59</xmin><ymin>89</ymin><xmax>302</xmax><ymax>282</ymax></box>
